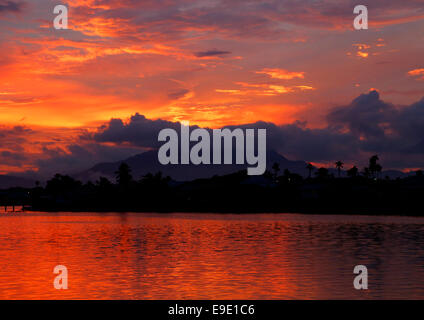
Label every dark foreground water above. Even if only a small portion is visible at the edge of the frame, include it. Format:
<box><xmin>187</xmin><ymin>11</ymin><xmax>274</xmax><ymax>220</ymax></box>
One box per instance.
<box><xmin>0</xmin><ymin>212</ymin><xmax>423</xmax><ymax>299</ymax></box>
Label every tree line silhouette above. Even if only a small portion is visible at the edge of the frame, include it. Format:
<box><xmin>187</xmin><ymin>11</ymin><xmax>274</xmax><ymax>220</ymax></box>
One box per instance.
<box><xmin>301</xmin><ymin>154</ymin><xmax>384</xmax><ymax>180</ymax></box>
<box><xmin>4</xmin><ymin>155</ymin><xmax>424</xmax><ymax>215</ymax></box>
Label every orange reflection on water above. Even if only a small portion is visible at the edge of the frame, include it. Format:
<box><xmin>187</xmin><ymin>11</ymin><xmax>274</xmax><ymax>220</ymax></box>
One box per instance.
<box><xmin>0</xmin><ymin>212</ymin><xmax>423</xmax><ymax>299</ymax></box>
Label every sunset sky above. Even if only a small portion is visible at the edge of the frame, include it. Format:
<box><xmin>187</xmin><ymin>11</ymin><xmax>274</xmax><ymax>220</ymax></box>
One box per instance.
<box><xmin>0</xmin><ymin>0</ymin><xmax>424</xmax><ymax>177</ymax></box>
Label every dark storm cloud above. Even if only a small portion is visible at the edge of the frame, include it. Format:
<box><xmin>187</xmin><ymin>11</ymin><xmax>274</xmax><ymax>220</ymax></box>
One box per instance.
<box><xmin>8</xmin><ymin>92</ymin><xmax>421</xmax><ymax>177</ymax></box>
<box><xmin>88</xmin><ymin>113</ymin><xmax>194</xmax><ymax>148</ymax></box>
<box><xmin>194</xmin><ymin>50</ymin><xmax>231</xmax><ymax>58</ymax></box>
<box><xmin>89</xmin><ymin>110</ymin><xmax>359</xmax><ymax>162</ymax></box>
<box><xmin>327</xmin><ymin>91</ymin><xmax>424</xmax><ymax>156</ymax></box>
<box><xmin>327</xmin><ymin>90</ymin><xmax>394</xmax><ymax>139</ymax></box>
<box><xmin>0</xmin><ymin>125</ymin><xmax>32</xmax><ymax>150</ymax></box>
<box><xmin>85</xmin><ymin>91</ymin><xmax>424</xmax><ymax>169</ymax></box>
<box><xmin>328</xmin><ymin>91</ymin><xmax>424</xmax><ymax>160</ymax></box>
<box><xmin>43</xmin><ymin>0</ymin><xmax>424</xmax><ymax>50</ymax></box>
<box><xmin>225</xmin><ymin>121</ymin><xmax>359</xmax><ymax>162</ymax></box>
<box><xmin>35</xmin><ymin>143</ymin><xmax>142</xmax><ymax>176</ymax></box>
<box><xmin>71</xmin><ymin>0</ymin><xmax>294</xmax><ymax>41</ymax></box>
<box><xmin>0</xmin><ymin>150</ymin><xmax>28</xmax><ymax>167</ymax></box>
<box><xmin>1</xmin><ymin>150</ymin><xmax>27</xmax><ymax>161</ymax></box>
<box><xmin>0</xmin><ymin>1</ymin><xmax>23</xmax><ymax>13</ymax></box>
<box><xmin>0</xmin><ymin>125</ymin><xmax>33</xmax><ymax>167</ymax></box>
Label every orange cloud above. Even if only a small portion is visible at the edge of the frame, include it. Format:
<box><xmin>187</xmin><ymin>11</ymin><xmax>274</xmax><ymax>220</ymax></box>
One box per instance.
<box><xmin>408</xmin><ymin>68</ymin><xmax>424</xmax><ymax>80</ymax></box>
<box><xmin>216</xmin><ymin>82</ymin><xmax>315</xmax><ymax>97</ymax></box>
<box><xmin>351</xmin><ymin>44</ymin><xmax>370</xmax><ymax>59</ymax></box>
<box><xmin>256</xmin><ymin>68</ymin><xmax>305</xmax><ymax>80</ymax></box>
<box><xmin>356</xmin><ymin>51</ymin><xmax>369</xmax><ymax>58</ymax></box>
<box><xmin>353</xmin><ymin>44</ymin><xmax>371</xmax><ymax>50</ymax></box>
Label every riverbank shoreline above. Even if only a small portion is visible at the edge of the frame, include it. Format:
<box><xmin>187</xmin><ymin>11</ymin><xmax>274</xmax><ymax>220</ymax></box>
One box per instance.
<box><xmin>25</xmin><ymin>207</ymin><xmax>424</xmax><ymax>217</ymax></box>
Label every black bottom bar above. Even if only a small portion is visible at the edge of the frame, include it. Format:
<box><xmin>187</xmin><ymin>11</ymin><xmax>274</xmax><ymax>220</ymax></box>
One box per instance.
<box><xmin>1</xmin><ymin>300</ymin><xmax>422</xmax><ymax>319</ymax></box>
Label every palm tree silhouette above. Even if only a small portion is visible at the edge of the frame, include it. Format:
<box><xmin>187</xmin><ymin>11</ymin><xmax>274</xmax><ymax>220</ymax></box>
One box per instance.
<box><xmin>370</xmin><ymin>154</ymin><xmax>379</xmax><ymax>165</ymax></box>
<box><xmin>375</xmin><ymin>163</ymin><xmax>382</xmax><ymax>179</ymax></box>
<box><xmin>347</xmin><ymin>166</ymin><xmax>358</xmax><ymax>178</ymax></box>
<box><xmin>362</xmin><ymin>167</ymin><xmax>371</xmax><ymax>178</ymax></box>
<box><xmin>115</xmin><ymin>162</ymin><xmax>133</xmax><ymax>187</ymax></box>
<box><xmin>368</xmin><ymin>155</ymin><xmax>382</xmax><ymax>179</ymax></box>
<box><xmin>315</xmin><ymin>167</ymin><xmax>330</xmax><ymax>179</ymax></box>
<box><xmin>272</xmin><ymin>162</ymin><xmax>280</xmax><ymax>180</ymax></box>
<box><xmin>335</xmin><ymin>160</ymin><xmax>344</xmax><ymax>177</ymax></box>
<box><xmin>306</xmin><ymin>163</ymin><xmax>314</xmax><ymax>178</ymax></box>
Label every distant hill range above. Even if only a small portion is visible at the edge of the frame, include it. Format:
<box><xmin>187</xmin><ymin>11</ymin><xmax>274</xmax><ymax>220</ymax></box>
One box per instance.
<box><xmin>76</xmin><ymin>150</ymin><xmax>306</xmax><ymax>182</ymax></box>
<box><xmin>0</xmin><ymin>150</ymin><xmax>412</xmax><ymax>188</ymax></box>
<box><xmin>75</xmin><ymin>149</ymin><xmax>410</xmax><ymax>183</ymax></box>
<box><xmin>0</xmin><ymin>175</ymin><xmax>35</xmax><ymax>189</ymax></box>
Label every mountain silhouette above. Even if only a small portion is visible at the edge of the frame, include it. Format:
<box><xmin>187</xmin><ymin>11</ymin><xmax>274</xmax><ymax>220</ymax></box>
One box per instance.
<box><xmin>0</xmin><ymin>175</ymin><xmax>35</xmax><ymax>189</ymax></box>
<box><xmin>75</xmin><ymin>149</ymin><xmax>308</xmax><ymax>182</ymax></box>
<box><xmin>0</xmin><ymin>150</ymin><xmax>410</xmax><ymax>188</ymax></box>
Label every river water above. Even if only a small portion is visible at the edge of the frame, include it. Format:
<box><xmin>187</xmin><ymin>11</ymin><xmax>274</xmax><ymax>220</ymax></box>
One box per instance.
<box><xmin>0</xmin><ymin>212</ymin><xmax>423</xmax><ymax>299</ymax></box>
